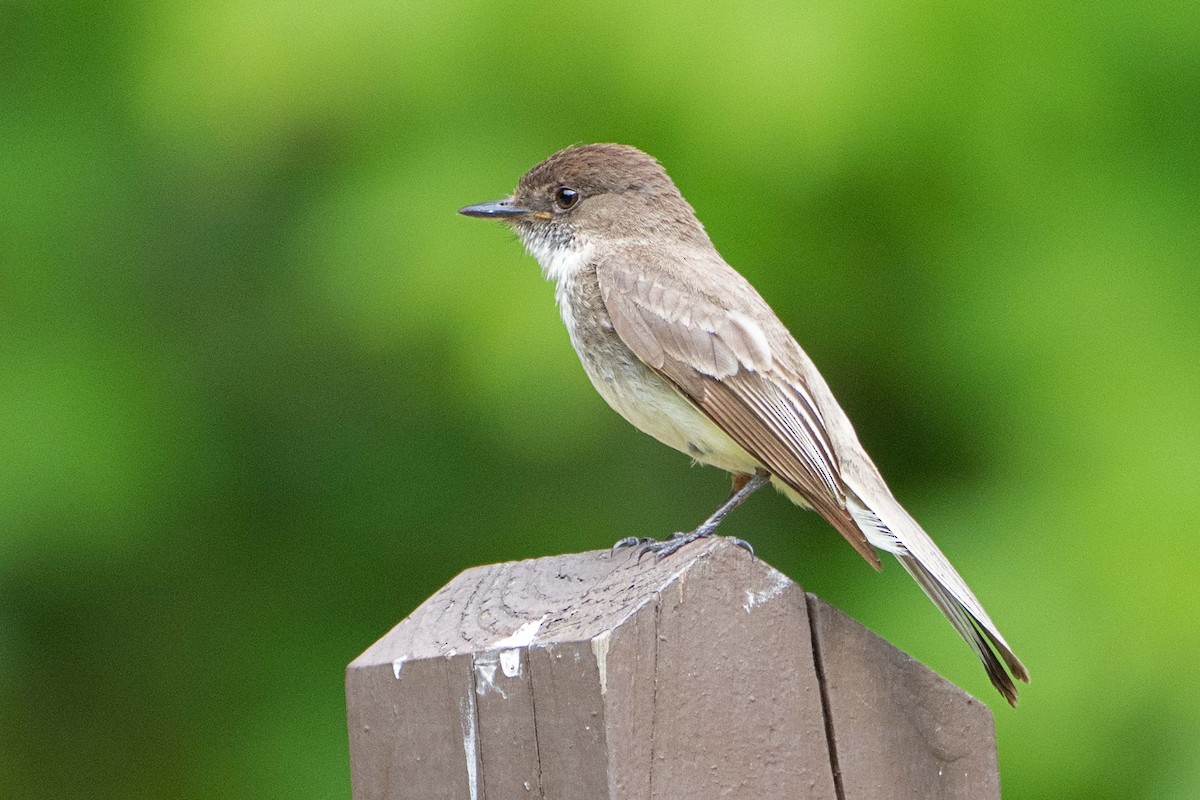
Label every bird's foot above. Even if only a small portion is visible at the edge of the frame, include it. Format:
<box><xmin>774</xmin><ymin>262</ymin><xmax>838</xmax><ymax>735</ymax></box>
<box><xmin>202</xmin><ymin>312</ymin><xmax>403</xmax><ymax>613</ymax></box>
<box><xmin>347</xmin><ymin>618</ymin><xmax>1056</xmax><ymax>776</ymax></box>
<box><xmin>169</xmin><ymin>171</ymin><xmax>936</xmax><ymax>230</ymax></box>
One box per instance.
<box><xmin>612</xmin><ymin>469</ymin><xmax>767</xmax><ymax>560</ymax></box>
<box><xmin>611</xmin><ymin>536</ymin><xmax>655</xmax><ymax>552</ymax></box>
<box><xmin>613</xmin><ymin>530</ymin><xmax>754</xmax><ymax>561</ymax></box>
<box><xmin>638</xmin><ymin>530</ymin><xmax>707</xmax><ymax>561</ymax></box>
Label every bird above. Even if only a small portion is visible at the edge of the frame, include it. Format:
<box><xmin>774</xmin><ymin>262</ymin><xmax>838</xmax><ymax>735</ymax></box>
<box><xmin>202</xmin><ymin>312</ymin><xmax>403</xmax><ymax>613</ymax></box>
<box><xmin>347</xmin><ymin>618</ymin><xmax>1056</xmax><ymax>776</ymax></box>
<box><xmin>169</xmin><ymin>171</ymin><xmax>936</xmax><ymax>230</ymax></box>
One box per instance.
<box><xmin>459</xmin><ymin>143</ymin><xmax>1029</xmax><ymax>705</ymax></box>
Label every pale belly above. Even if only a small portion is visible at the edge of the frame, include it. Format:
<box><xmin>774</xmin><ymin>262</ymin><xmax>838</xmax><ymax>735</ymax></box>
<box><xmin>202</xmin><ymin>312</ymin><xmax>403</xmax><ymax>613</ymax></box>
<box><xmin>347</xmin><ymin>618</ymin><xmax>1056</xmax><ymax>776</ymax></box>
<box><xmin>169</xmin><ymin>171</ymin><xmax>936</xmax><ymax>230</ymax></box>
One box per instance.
<box><xmin>553</xmin><ymin>262</ymin><xmax>761</xmax><ymax>477</ymax></box>
<box><xmin>579</xmin><ymin>335</ymin><xmax>762</xmax><ymax>476</ymax></box>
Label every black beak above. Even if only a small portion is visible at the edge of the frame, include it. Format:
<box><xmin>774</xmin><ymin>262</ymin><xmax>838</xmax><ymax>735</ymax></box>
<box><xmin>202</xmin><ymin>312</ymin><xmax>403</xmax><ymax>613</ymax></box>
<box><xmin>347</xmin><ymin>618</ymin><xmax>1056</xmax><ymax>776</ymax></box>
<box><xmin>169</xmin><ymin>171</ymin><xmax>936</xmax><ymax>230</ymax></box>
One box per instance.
<box><xmin>458</xmin><ymin>199</ymin><xmax>530</xmax><ymax>219</ymax></box>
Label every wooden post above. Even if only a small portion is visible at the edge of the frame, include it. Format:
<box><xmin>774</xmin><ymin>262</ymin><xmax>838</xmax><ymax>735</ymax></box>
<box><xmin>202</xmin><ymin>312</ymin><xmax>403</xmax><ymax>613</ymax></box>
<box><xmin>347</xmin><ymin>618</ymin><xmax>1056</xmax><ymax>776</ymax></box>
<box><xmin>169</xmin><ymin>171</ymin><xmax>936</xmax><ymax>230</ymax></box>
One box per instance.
<box><xmin>346</xmin><ymin>538</ymin><xmax>999</xmax><ymax>799</ymax></box>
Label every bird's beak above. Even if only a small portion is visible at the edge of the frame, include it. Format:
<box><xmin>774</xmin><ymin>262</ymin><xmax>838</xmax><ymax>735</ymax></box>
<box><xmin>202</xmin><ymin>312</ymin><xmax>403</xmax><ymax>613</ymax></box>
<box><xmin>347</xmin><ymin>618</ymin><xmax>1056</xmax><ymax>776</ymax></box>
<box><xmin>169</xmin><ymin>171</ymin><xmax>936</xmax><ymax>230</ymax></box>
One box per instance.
<box><xmin>458</xmin><ymin>198</ymin><xmax>530</xmax><ymax>219</ymax></box>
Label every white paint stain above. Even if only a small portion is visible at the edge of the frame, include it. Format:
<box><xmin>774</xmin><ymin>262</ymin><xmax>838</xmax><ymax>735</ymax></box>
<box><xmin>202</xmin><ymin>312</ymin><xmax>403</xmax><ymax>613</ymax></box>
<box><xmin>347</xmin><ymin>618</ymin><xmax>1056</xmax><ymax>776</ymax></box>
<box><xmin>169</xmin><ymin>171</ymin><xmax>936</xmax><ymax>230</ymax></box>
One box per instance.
<box><xmin>391</xmin><ymin>657</ymin><xmax>406</xmax><ymax>680</ymax></box>
<box><xmin>491</xmin><ymin>616</ymin><xmax>546</xmax><ymax>649</ymax></box>
<box><xmin>472</xmin><ymin>616</ymin><xmax>548</xmax><ymax>696</ymax></box>
<box><xmin>591</xmin><ymin>631</ymin><xmax>612</xmax><ymax>695</ymax></box>
<box><xmin>499</xmin><ymin>648</ymin><xmax>522</xmax><ymax>678</ymax></box>
<box><xmin>460</xmin><ymin>692</ymin><xmax>479</xmax><ymax>800</ymax></box>
<box><xmin>474</xmin><ymin>652</ymin><xmax>507</xmax><ymax>699</ymax></box>
<box><xmin>743</xmin><ymin>569</ymin><xmax>791</xmax><ymax>612</ymax></box>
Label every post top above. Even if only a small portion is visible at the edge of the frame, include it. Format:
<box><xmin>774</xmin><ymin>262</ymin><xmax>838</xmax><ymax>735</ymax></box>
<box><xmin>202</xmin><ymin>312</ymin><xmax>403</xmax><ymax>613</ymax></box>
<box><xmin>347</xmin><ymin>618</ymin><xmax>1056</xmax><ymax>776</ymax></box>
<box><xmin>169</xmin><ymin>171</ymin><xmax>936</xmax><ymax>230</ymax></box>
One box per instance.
<box><xmin>350</xmin><ymin>538</ymin><xmax>771</xmax><ymax>669</ymax></box>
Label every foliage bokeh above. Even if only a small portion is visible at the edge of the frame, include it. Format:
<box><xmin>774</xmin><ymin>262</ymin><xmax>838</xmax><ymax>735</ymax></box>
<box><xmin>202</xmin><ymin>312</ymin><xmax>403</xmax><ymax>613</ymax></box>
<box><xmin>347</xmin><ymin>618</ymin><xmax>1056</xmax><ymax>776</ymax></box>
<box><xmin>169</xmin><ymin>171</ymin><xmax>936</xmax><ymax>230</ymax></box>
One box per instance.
<box><xmin>3</xmin><ymin>2</ymin><xmax>1198</xmax><ymax>797</ymax></box>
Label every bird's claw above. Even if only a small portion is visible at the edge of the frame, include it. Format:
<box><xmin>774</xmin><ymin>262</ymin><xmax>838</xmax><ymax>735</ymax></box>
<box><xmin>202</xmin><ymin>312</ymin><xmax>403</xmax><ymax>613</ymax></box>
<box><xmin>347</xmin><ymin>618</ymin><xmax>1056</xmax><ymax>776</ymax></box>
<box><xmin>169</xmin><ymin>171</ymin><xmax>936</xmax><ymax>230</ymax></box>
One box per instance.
<box><xmin>726</xmin><ymin>537</ymin><xmax>756</xmax><ymax>559</ymax></box>
<box><xmin>611</xmin><ymin>536</ymin><xmax>655</xmax><ymax>553</ymax></box>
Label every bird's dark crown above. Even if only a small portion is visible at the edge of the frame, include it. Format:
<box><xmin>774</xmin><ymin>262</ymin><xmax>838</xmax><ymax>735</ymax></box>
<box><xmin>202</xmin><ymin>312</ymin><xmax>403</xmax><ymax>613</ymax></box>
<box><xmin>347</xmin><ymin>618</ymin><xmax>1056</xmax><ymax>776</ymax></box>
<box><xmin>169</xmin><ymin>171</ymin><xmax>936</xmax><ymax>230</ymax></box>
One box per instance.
<box><xmin>516</xmin><ymin>143</ymin><xmax>679</xmax><ymax>200</ymax></box>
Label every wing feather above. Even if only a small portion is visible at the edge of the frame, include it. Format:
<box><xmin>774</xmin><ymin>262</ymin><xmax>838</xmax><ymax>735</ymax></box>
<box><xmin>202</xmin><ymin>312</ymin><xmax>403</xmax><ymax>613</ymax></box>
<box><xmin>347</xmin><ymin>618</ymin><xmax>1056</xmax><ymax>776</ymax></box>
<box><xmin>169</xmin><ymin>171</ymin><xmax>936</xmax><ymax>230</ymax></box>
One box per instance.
<box><xmin>596</xmin><ymin>253</ymin><xmax>881</xmax><ymax>568</ymax></box>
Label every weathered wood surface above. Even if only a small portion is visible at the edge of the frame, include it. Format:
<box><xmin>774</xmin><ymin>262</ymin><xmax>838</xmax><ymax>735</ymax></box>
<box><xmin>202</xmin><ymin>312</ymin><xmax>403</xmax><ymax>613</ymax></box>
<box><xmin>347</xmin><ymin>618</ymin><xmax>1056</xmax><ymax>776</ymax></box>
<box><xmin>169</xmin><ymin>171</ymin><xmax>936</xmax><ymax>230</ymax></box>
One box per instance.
<box><xmin>346</xmin><ymin>538</ymin><xmax>999</xmax><ymax>799</ymax></box>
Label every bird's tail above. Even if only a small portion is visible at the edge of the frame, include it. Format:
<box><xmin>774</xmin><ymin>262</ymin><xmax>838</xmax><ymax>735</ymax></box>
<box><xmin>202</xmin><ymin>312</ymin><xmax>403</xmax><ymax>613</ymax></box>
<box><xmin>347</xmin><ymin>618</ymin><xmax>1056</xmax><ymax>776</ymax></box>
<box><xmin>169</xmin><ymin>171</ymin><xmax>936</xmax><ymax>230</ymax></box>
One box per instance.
<box><xmin>848</xmin><ymin>495</ymin><xmax>1029</xmax><ymax>706</ymax></box>
<box><xmin>896</xmin><ymin>553</ymin><xmax>1027</xmax><ymax>705</ymax></box>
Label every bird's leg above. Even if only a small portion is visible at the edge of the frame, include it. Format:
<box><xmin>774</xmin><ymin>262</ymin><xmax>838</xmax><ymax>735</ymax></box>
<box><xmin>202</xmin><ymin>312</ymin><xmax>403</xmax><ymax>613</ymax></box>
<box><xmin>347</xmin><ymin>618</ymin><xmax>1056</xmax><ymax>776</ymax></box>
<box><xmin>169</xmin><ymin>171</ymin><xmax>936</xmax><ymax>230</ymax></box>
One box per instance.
<box><xmin>614</xmin><ymin>469</ymin><xmax>770</xmax><ymax>560</ymax></box>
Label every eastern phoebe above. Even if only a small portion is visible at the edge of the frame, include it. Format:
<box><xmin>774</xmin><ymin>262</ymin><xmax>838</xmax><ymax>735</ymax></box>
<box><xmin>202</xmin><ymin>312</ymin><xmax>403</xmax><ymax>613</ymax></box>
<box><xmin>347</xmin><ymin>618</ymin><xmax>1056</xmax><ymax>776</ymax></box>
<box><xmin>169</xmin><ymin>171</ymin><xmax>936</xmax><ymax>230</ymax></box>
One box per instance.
<box><xmin>460</xmin><ymin>143</ymin><xmax>1028</xmax><ymax>705</ymax></box>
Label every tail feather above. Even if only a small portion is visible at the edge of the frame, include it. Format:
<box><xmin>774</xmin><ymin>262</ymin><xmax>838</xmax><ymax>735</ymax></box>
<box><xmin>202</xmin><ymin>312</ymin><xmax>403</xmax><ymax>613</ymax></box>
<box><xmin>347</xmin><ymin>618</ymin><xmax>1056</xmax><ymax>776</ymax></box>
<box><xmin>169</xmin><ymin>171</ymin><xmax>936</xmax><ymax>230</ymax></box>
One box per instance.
<box><xmin>898</xmin><ymin>554</ymin><xmax>1025</xmax><ymax>706</ymax></box>
<box><xmin>847</xmin><ymin>494</ymin><xmax>1029</xmax><ymax>705</ymax></box>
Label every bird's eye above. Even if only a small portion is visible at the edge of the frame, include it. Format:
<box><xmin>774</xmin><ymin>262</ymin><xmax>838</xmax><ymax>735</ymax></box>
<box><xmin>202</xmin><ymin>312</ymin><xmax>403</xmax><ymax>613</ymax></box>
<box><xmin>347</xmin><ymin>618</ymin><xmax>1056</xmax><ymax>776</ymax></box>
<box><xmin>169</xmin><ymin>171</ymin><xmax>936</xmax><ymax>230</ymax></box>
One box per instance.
<box><xmin>553</xmin><ymin>187</ymin><xmax>579</xmax><ymax>210</ymax></box>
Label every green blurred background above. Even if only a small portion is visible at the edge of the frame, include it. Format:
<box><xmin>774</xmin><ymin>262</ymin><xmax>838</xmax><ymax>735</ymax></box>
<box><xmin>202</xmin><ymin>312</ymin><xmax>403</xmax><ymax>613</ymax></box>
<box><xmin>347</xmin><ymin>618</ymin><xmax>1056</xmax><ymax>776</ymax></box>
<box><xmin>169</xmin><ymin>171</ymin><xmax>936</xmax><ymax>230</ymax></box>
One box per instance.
<box><xmin>3</xmin><ymin>1</ymin><xmax>1198</xmax><ymax>797</ymax></box>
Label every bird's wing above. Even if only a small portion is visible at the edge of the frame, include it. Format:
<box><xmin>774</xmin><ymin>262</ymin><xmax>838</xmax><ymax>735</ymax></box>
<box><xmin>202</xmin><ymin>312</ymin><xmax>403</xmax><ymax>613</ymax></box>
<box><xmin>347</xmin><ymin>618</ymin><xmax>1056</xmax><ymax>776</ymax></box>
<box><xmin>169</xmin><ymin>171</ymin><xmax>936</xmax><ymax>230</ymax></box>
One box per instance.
<box><xmin>595</xmin><ymin>251</ymin><xmax>882</xmax><ymax>569</ymax></box>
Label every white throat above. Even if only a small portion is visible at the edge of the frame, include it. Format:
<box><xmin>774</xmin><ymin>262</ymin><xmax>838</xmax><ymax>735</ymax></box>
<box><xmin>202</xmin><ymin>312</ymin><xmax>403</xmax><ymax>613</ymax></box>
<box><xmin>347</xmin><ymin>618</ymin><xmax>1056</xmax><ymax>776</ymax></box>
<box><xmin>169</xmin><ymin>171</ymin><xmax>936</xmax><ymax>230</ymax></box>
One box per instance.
<box><xmin>520</xmin><ymin>229</ymin><xmax>594</xmax><ymax>285</ymax></box>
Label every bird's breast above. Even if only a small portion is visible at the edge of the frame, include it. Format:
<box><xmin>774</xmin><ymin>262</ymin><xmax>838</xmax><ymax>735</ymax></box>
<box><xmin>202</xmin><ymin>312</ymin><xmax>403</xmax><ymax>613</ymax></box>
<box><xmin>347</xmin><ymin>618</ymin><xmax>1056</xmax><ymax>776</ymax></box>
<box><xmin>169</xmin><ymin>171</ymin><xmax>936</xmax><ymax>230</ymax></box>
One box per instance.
<box><xmin>554</xmin><ymin>268</ymin><xmax>759</xmax><ymax>476</ymax></box>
